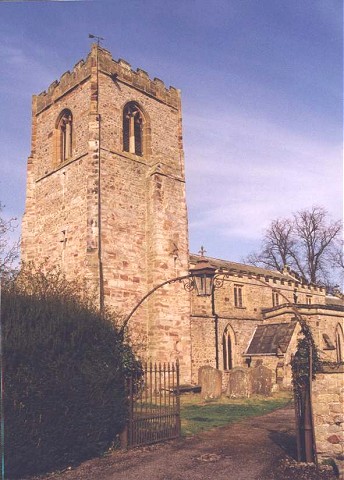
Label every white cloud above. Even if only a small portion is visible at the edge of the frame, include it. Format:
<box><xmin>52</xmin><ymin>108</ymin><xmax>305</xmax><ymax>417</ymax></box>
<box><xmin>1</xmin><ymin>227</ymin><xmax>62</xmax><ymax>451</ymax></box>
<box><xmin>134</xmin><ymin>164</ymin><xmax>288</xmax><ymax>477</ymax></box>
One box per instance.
<box><xmin>185</xmin><ymin>107</ymin><xmax>342</xmax><ymax>247</ymax></box>
<box><xmin>0</xmin><ymin>40</ymin><xmax>72</xmax><ymax>98</ymax></box>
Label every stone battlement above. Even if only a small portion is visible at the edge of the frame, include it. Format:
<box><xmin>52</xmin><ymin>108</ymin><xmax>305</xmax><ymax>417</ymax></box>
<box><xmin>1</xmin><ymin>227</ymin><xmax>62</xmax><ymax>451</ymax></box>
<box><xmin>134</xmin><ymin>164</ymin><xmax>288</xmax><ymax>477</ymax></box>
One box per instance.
<box><xmin>35</xmin><ymin>55</ymin><xmax>92</xmax><ymax>114</ymax></box>
<box><xmin>34</xmin><ymin>44</ymin><xmax>180</xmax><ymax>114</ymax></box>
<box><xmin>97</xmin><ymin>46</ymin><xmax>180</xmax><ymax>108</ymax></box>
<box><xmin>190</xmin><ymin>253</ymin><xmax>326</xmax><ymax>294</ymax></box>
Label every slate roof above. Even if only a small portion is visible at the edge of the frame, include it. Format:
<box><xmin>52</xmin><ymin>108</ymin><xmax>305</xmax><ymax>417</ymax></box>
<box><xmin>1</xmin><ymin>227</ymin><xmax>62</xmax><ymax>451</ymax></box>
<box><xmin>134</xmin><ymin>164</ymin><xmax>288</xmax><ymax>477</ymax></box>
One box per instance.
<box><xmin>189</xmin><ymin>253</ymin><xmax>300</xmax><ymax>282</ymax></box>
<box><xmin>326</xmin><ymin>295</ymin><xmax>344</xmax><ymax>307</ymax></box>
<box><xmin>245</xmin><ymin>322</ymin><xmax>297</xmax><ymax>355</ymax></box>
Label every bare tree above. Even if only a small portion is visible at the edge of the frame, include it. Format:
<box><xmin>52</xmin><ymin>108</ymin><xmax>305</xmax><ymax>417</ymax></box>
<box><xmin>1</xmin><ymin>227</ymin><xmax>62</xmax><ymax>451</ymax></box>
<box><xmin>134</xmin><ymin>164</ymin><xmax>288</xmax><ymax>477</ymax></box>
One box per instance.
<box><xmin>330</xmin><ymin>239</ymin><xmax>344</xmax><ymax>272</ymax></box>
<box><xmin>291</xmin><ymin>207</ymin><xmax>342</xmax><ymax>284</ymax></box>
<box><xmin>0</xmin><ymin>202</ymin><xmax>19</xmax><ymax>275</ymax></box>
<box><xmin>245</xmin><ymin>206</ymin><xmax>342</xmax><ymax>286</ymax></box>
<box><xmin>246</xmin><ymin>218</ymin><xmax>294</xmax><ymax>272</ymax></box>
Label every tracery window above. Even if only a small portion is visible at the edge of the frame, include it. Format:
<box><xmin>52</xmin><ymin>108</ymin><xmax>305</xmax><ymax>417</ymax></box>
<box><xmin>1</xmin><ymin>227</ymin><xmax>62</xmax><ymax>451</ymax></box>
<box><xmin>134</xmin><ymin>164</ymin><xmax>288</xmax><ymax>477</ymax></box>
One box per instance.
<box><xmin>335</xmin><ymin>324</ymin><xmax>344</xmax><ymax>362</ymax></box>
<box><xmin>222</xmin><ymin>325</ymin><xmax>234</xmax><ymax>370</ymax></box>
<box><xmin>56</xmin><ymin>109</ymin><xmax>73</xmax><ymax>163</ymax></box>
<box><xmin>123</xmin><ymin>102</ymin><xmax>144</xmax><ymax>156</ymax></box>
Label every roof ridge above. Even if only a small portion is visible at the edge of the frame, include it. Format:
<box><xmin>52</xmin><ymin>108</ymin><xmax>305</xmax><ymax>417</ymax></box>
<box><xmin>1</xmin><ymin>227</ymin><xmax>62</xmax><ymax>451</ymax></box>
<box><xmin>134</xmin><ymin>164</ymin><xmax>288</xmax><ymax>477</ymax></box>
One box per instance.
<box><xmin>189</xmin><ymin>252</ymin><xmax>282</xmax><ymax>276</ymax></box>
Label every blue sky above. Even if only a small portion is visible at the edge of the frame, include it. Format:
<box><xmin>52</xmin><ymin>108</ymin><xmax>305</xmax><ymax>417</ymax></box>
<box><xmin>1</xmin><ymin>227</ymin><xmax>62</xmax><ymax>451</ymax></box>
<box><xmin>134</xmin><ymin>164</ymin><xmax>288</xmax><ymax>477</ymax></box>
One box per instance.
<box><xmin>0</xmin><ymin>0</ymin><xmax>342</xmax><ymax>263</ymax></box>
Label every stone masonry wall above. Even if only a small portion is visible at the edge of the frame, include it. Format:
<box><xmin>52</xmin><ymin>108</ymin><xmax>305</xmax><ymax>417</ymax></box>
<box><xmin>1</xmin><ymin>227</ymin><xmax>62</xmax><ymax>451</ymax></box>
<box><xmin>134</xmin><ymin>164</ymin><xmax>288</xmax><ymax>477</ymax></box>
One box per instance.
<box><xmin>303</xmin><ymin>311</ymin><xmax>344</xmax><ymax>363</ymax></box>
<box><xmin>190</xmin><ymin>315</ymin><xmax>258</xmax><ymax>384</ymax></box>
<box><xmin>21</xmin><ymin>45</ymin><xmax>191</xmax><ymax>383</ymax></box>
<box><xmin>190</xmin><ymin>262</ymin><xmax>328</xmax><ymax>386</ymax></box>
<box><xmin>21</xmin><ymin>80</ymin><xmax>92</xmax><ymax>279</ymax></box>
<box><xmin>312</xmin><ymin>366</ymin><xmax>344</xmax><ymax>472</ymax></box>
<box><xmin>97</xmin><ymin>62</ymin><xmax>190</xmax><ymax>379</ymax></box>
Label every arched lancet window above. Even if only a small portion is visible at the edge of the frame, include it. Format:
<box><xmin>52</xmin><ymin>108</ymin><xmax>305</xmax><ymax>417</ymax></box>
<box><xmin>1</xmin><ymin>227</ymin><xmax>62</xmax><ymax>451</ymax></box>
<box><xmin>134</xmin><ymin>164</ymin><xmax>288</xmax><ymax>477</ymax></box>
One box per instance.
<box><xmin>222</xmin><ymin>325</ymin><xmax>235</xmax><ymax>370</ymax></box>
<box><xmin>335</xmin><ymin>324</ymin><xmax>344</xmax><ymax>363</ymax></box>
<box><xmin>56</xmin><ymin>109</ymin><xmax>73</xmax><ymax>163</ymax></box>
<box><xmin>123</xmin><ymin>102</ymin><xmax>144</xmax><ymax>156</ymax></box>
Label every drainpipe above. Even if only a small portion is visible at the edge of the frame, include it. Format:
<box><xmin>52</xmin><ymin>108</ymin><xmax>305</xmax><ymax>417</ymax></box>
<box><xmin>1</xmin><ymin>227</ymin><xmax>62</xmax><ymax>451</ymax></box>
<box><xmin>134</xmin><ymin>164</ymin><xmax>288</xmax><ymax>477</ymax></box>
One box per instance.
<box><xmin>94</xmin><ymin>44</ymin><xmax>104</xmax><ymax>311</ymax></box>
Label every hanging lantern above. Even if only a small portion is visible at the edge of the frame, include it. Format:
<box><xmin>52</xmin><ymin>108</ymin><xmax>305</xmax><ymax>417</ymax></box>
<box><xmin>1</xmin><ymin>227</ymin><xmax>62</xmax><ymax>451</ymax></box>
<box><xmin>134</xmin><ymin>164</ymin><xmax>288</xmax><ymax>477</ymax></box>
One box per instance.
<box><xmin>189</xmin><ymin>259</ymin><xmax>217</xmax><ymax>297</ymax></box>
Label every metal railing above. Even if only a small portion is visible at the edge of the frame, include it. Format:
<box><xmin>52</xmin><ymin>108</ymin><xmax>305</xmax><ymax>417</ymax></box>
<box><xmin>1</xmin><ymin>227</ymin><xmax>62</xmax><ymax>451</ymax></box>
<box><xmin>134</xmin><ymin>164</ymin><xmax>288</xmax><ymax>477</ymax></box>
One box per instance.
<box><xmin>123</xmin><ymin>361</ymin><xmax>181</xmax><ymax>448</ymax></box>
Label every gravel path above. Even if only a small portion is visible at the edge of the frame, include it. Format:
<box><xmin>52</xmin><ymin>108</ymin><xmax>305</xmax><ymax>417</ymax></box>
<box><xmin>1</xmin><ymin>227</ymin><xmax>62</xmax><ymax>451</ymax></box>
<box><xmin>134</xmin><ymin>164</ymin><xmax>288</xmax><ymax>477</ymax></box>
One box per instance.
<box><xmin>31</xmin><ymin>405</ymin><xmax>337</xmax><ymax>480</ymax></box>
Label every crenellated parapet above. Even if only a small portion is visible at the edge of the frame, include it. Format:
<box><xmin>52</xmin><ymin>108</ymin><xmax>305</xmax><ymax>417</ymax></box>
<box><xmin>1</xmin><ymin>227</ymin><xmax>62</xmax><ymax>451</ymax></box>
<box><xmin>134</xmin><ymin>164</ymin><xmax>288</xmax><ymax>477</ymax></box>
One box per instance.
<box><xmin>35</xmin><ymin>56</ymin><xmax>92</xmax><ymax>114</ymax></box>
<box><xmin>97</xmin><ymin>46</ymin><xmax>180</xmax><ymax>108</ymax></box>
<box><xmin>34</xmin><ymin>45</ymin><xmax>180</xmax><ymax>114</ymax></box>
<box><xmin>190</xmin><ymin>254</ymin><xmax>326</xmax><ymax>295</ymax></box>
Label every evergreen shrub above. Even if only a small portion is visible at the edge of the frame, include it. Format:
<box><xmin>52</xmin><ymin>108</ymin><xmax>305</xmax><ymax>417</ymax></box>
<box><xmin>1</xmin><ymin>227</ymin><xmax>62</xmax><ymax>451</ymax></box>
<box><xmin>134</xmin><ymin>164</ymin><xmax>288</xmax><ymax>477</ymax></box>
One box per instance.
<box><xmin>2</xmin><ymin>268</ymin><xmax>138</xmax><ymax>478</ymax></box>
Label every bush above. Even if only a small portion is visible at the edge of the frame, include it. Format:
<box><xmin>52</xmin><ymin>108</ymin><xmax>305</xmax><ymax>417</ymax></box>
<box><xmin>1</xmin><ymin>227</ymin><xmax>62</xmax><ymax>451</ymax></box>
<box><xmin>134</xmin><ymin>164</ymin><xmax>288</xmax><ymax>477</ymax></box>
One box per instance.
<box><xmin>2</xmin><ymin>268</ymin><xmax>138</xmax><ymax>478</ymax></box>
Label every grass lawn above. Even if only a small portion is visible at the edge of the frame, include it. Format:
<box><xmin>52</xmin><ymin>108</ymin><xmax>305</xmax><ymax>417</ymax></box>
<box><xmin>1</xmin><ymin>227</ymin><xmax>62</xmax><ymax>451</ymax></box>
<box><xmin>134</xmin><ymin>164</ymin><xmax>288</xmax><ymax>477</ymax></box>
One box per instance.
<box><xmin>180</xmin><ymin>392</ymin><xmax>292</xmax><ymax>436</ymax></box>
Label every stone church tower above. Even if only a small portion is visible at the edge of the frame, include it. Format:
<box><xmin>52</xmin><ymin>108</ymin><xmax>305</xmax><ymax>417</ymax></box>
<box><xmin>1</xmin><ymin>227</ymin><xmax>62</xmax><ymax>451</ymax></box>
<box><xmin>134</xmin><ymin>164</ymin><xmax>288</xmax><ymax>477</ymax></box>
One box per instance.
<box><xmin>21</xmin><ymin>45</ymin><xmax>191</xmax><ymax>381</ymax></box>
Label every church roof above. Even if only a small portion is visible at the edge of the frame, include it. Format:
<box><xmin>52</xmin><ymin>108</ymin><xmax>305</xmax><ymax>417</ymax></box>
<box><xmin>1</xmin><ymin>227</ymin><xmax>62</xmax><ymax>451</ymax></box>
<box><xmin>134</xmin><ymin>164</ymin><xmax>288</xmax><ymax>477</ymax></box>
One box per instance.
<box><xmin>189</xmin><ymin>253</ymin><xmax>296</xmax><ymax>282</ymax></box>
<box><xmin>245</xmin><ymin>322</ymin><xmax>297</xmax><ymax>355</ymax></box>
<box><xmin>326</xmin><ymin>295</ymin><xmax>344</xmax><ymax>307</ymax></box>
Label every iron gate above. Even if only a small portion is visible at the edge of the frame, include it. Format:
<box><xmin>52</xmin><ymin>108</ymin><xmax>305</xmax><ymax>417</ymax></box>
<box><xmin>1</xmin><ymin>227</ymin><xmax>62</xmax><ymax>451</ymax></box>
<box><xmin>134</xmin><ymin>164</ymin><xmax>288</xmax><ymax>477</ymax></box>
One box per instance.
<box><xmin>123</xmin><ymin>361</ymin><xmax>181</xmax><ymax>448</ymax></box>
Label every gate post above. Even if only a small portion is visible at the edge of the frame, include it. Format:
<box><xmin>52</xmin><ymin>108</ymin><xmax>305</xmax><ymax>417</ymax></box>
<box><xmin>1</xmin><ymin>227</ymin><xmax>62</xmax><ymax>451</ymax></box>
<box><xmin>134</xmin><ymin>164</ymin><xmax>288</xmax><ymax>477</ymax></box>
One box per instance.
<box><xmin>122</xmin><ymin>374</ymin><xmax>134</xmax><ymax>449</ymax></box>
<box><xmin>304</xmin><ymin>383</ymin><xmax>314</xmax><ymax>463</ymax></box>
<box><xmin>292</xmin><ymin>337</ymin><xmax>317</xmax><ymax>464</ymax></box>
<box><xmin>120</xmin><ymin>425</ymin><xmax>128</xmax><ymax>449</ymax></box>
<box><xmin>293</xmin><ymin>380</ymin><xmax>303</xmax><ymax>461</ymax></box>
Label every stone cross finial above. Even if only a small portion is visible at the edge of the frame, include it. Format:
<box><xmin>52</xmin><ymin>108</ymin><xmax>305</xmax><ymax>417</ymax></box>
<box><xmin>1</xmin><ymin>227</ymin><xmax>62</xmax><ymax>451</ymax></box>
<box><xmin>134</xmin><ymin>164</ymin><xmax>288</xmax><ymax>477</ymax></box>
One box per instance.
<box><xmin>199</xmin><ymin>245</ymin><xmax>206</xmax><ymax>257</ymax></box>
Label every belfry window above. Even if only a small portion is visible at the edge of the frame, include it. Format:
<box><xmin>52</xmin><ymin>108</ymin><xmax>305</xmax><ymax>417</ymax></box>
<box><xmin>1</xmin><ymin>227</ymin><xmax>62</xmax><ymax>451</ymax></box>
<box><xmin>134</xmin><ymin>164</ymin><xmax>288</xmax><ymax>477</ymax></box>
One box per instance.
<box><xmin>123</xmin><ymin>103</ymin><xmax>143</xmax><ymax>156</ymax></box>
<box><xmin>57</xmin><ymin>110</ymin><xmax>73</xmax><ymax>162</ymax></box>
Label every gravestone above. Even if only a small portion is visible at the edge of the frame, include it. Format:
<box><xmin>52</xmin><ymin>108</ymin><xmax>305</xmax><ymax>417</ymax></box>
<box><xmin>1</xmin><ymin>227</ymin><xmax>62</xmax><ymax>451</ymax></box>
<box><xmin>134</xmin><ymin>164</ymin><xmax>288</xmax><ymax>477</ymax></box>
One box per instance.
<box><xmin>226</xmin><ymin>367</ymin><xmax>251</xmax><ymax>398</ymax></box>
<box><xmin>198</xmin><ymin>366</ymin><xmax>222</xmax><ymax>400</ymax></box>
<box><xmin>250</xmin><ymin>364</ymin><xmax>273</xmax><ymax>396</ymax></box>
<box><xmin>198</xmin><ymin>365</ymin><xmax>211</xmax><ymax>386</ymax></box>
<box><xmin>276</xmin><ymin>361</ymin><xmax>284</xmax><ymax>385</ymax></box>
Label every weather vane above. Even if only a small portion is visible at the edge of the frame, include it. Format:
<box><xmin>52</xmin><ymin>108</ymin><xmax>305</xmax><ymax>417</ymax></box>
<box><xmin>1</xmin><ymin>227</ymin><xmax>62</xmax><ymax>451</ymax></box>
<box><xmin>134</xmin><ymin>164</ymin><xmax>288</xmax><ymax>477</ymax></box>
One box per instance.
<box><xmin>199</xmin><ymin>246</ymin><xmax>207</xmax><ymax>257</ymax></box>
<box><xmin>88</xmin><ymin>33</ymin><xmax>104</xmax><ymax>46</ymax></box>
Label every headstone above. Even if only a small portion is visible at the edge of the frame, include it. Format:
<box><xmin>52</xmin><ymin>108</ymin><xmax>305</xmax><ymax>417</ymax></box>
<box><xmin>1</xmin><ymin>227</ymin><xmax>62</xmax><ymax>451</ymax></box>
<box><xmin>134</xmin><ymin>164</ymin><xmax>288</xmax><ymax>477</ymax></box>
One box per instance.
<box><xmin>250</xmin><ymin>364</ymin><xmax>273</xmax><ymax>396</ymax></box>
<box><xmin>226</xmin><ymin>367</ymin><xmax>251</xmax><ymax>398</ymax></box>
<box><xmin>198</xmin><ymin>365</ymin><xmax>222</xmax><ymax>400</ymax></box>
<box><xmin>276</xmin><ymin>361</ymin><xmax>284</xmax><ymax>385</ymax></box>
<box><xmin>198</xmin><ymin>365</ymin><xmax>211</xmax><ymax>386</ymax></box>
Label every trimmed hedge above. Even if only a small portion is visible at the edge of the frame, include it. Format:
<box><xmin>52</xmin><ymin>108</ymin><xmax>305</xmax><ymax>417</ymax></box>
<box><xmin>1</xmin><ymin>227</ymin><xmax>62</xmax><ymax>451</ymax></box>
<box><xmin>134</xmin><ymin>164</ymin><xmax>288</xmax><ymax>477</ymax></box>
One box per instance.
<box><xmin>2</xmin><ymin>269</ymin><xmax>138</xmax><ymax>478</ymax></box>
